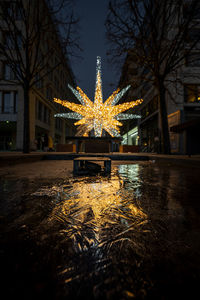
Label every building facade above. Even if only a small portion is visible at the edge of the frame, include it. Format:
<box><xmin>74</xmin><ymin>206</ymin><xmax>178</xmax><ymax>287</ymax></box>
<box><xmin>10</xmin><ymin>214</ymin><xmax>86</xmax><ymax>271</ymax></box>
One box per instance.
<box><xmin>0</xmin><ymin>0</ymin><xmax>76</xmax><ymax>151</ymax></box>
<box><xmin>119</xmin><ymin>4</ymin><xmax>200</xmax><ymax>155</ymax></box>
<box><xmin>120</xmin><ymin>57</ymin><xmax>200</xmax><ymax>154</ymax></box>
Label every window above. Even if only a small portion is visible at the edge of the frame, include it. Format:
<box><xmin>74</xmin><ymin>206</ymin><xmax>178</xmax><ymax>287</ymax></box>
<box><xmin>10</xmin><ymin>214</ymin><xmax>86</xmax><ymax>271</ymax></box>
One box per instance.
<box><xmin>35</xmin><ymin>99</ymin><xmax>50</xmax><ymax>124</ymax></box>
<box><xmin>47</xmin><ymin>109</ymin><xmax>50</xmax><ymax>124</ymax></box>
<box><xmin>15</xmin><ymin>3</ymin><xmax>23</xmax><ymax>20</ymax></box>
<box><xmin>4</xmin><ymin>32</ymin><xmax>22</xmax><ymax>50</ymax></box>
<box><xmin>141</xmin><ymin>106</ymin><xmax>149</xmax><ymax>119</ymax></box>
<box><xmin>1</xmin><ymin>1</ymin><xmax>23</xmax><ymax>20</ymax></box>
<box><xmin>14</xmin><ymin>92</ymin><xmax>18</xmax><ymax>113</ymax></box>
<box><xmin>54</xmin><ymin>76</ymin><xmax>59</xmax><ymax>90</ymax></box>
<box><xmin>183</xmin><ymin>2</ymin><xmax>200</xmax><ymax>20</ymax></box>
<box><xmin>4</xmin><ymin>63</ymin><xmax>16</xmax><ymax>80</ymax></box>
<box><xmin>55</xmin><ymin>118</ymin><xmax>62</xmax><ymax>131</ymax></box>
<box><xmin>4</xmin><ymin>33</ymin><xmax>14</xmax><ymax>49</ymax></box>
<box><xmin>184</xmin><ymin>85</ymin><xmax>200</xmax><ymax>103</ymax></box>
<box><xmin>36</xmin><ymin>99</ymin><xmax>43</xmax><ymax>121</ymax></box>
<box><xmin>141</xmin><ymin>82</ymin><xmax>151</xmax><ymax>98</ymax></box>
<box><xmin>46</xmin><ymin>86</ymin><xmax>52</xmax><ymax>100</ymax></box>
<box><xmin>35</xmin><ymin>73</ymin><xmax>43</xmax><ymax>89</ymax></box>
<box><xmin>141</xmin><ymin>96</ymin><xmax>158</xmax><ymax>120</ymax></box>
<box><xmin>149</xmin><ymin>96</ymin><xmax>158</xmax><ymax>114</ymax></box>
<box><xmin>43</xmin><ymin>106</ymin><xmax>50</xmax><ymax>124</ymax></box>
<box><xmin>142</xmin><ymin>67</ymin><xmax>150</xmax><ymax>75</ymax></box>
<box><xmin>186</xmin><ymin>29</ymin><xmax>200</xmax><ymax>43</ymax></box>
<box><xmin>47</xmin><ymin>65</ymin><xmax>53</xmax><ymax>81</ymax></box>
<box><xmin>194</xmin><ymin>8</ymin><xmax>200</xmax><ymax>19</ymax></box>
<box><xmin>38</xmin><ymin>49</ymin><xmax>44</xmax><ymax>64</ymax></box>
<box><xmin>1</xmin><ymin>91</ymin><xmax>18</xmax><ymax>113</ymax></box>
<box><xmin>1</xmin><ymin>1</ymin><xmax>13</xmax><ymax>16</ymax></box>
<box><xmin>17</xmin><ymin>34</ymin><xmax>22</xmax><ymax>48</ymax></box>
<box><xmin>3</xmin><ymin>62</ymin><xmax>21</xmax><ymax>80</ymax></box>
<box><xmin>185</xmin><ymin>52</ymin><xmax>200</xmax><ymax>67</ymax></box>
<box><xmin>2</xmin><ymin>92</ymin><xmax>11</xmax><ymax>113</ymax></box>
<box><xmin>38</xmin><ymin>100</ymin><xmax>43</xmax><ymax>120</ymax></box>
<box><xmin>43</xmin><ymin>106</ymin><xmax>47</xmax><ymax>123</ymax></box>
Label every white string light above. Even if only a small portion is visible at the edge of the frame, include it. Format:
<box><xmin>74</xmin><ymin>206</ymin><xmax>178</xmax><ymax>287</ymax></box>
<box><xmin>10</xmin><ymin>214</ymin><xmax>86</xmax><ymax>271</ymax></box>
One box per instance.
<box><xmin>54</xmin><ymin>113</ymin><xmax>82</xmax><ymax>119</ymax></box>
<box><xmin>116</xmin><ymin>113</ymin><xmax>141</xmax><ymax>120</ymax></box>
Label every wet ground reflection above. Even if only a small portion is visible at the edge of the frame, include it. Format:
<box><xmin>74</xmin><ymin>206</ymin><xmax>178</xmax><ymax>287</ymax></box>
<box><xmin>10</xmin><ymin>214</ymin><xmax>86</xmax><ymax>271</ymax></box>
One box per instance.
<box><xmin>47</xmin><ymin>170</ymin><xmax>149</xmax><ymax>296</ymax></box>
<box><xmin>0</xmin><ymin>162</ymin><xmax>200</xmax><ymax>299</ymax></box>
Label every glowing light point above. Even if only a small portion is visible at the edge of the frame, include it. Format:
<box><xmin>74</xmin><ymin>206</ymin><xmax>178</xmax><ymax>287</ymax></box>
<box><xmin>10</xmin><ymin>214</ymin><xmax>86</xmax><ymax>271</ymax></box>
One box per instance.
<box><xmin>54</xmin><ymin>57</ymin><xmax>143</xmax><ymax>137</ymax></box>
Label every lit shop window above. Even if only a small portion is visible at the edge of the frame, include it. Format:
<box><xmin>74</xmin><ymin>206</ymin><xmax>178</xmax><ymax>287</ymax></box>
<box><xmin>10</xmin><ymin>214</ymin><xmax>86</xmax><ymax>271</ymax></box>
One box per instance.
<box><xmin>184</xmin><ymin>85</ymin><xmax>200</xmax><ymax>103</ymax></box>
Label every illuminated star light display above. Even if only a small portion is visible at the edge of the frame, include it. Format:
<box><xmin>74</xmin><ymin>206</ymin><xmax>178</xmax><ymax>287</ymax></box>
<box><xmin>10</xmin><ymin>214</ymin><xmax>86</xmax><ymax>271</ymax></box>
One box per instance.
<box><xmin>54</xmin><ymin>56</ymin><xmax>143</xmax><ymax>137</ymax></box>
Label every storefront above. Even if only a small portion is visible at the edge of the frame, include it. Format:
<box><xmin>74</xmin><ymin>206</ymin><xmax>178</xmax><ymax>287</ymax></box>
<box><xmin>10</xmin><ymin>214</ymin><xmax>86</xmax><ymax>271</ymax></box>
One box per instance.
<box><xmin>0</xmin><ymin>121</ymin><xmax>16</xmax><ymax>150</ymax></box>
<box><xmin>140</xmin><ymin>115</ymin><xmax>159</xmax><ymax>152</ymax></box>
<box><xmin>170</xmin><ymin>118</ymin><xmax>200</xmax><ymax>154</ymax></box>
<box><xmin>122</xmin><ymin>126</ymin><xmax>139</xmax><ymax>145</ymax></box>
<box><xmin>35</xmin><ymin>125</ymin><xmax>49</xmax><ymax>151</ymax></box>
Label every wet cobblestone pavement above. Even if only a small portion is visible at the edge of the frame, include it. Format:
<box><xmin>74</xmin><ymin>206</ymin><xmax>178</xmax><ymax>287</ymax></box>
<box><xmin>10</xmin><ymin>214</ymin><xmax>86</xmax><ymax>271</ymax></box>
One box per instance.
<box><xmin>0</xmin><ymin>161</ymin><xmax>200</xmax><ymax>299</ymax></box>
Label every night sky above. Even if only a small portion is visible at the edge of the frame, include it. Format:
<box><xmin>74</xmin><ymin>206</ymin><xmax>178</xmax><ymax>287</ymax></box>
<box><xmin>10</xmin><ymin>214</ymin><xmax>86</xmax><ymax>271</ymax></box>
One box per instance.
<box><xmin>72</xmin><ymin>0</ymin><xmax>119</xmax><ymax>100</ymax></box>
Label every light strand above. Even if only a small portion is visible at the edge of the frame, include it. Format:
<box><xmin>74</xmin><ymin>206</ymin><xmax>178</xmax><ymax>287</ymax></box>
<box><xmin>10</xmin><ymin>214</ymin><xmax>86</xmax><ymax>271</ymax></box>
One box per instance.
<box><xmin>53</xmin><ymin>57</ymin><xmax>143</xmax><ymax>137</ymax></box>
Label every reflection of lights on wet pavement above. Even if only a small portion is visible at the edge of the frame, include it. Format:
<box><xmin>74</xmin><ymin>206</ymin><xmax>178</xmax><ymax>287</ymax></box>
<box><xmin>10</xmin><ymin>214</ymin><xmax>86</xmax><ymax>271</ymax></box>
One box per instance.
<box><xmin>3</xmin><ymin>163</ymin><xmax>198</xmax><ymax>299</ymax></box>
<box><xmin>45</xmin><ymin>167</ymin><xmax>149</xmax><ymax>288</ymax></box>
<box><xmin>49</xmin><ymin>172</ymin><xmax>148</xmax><ymax>250</ymax></box>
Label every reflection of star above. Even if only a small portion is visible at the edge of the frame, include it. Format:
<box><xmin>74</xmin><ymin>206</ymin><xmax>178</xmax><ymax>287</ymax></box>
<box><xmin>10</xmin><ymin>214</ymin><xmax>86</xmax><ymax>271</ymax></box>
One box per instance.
<box><xmin>64</xmin><ymin>177</ymin><xmax>147</xmax><ymax>222</ymax></box>
<box><xmin>54</xmin><ymin>57</ymin><xmax>143</xmax><ymax>137</ymax></box>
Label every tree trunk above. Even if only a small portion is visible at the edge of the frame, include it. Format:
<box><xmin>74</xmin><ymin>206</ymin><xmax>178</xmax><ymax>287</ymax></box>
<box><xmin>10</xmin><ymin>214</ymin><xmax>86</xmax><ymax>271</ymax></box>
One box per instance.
<box><xmin>23</xmin><ymin>82</ymin><xmax>30</xmax><ymax>153</ymax></box>
<box><xmin>158</xmin><ymin>81</ymin><xmax>171</xmax><ymax>154</ymax></box>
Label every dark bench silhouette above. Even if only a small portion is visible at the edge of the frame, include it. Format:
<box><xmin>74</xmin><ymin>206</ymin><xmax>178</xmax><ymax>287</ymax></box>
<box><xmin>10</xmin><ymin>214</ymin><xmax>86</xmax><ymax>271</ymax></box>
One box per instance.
<box><xmin>73</xmin><ymin>157</ymin><xmax>111</xmax><ymax>175</ymax></box>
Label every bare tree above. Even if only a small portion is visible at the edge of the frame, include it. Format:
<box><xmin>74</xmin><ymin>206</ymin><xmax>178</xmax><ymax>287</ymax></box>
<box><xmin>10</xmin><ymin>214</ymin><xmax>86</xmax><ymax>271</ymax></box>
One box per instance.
<box><xmin>0</xmin><ymin>0</ymin><xmax>81</xmax><ymax>153</ymax></box>
<box><xmin>106</xmin><ymin>0</ymin><xmax>200</xmax><ymax>154</ymax></box>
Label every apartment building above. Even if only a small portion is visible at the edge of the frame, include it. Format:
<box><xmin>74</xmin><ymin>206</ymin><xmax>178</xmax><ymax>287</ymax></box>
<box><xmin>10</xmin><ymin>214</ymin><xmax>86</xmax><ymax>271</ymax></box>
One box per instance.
<box><xmin>120</xmin><ymin>56</ymin><xmax>200</xmax><ymax>154</ymax></box>
<box><xmin>0</xmin><ymin>0</ymin><xmax>76</xmax><ymax>151</ymax></box>
<box><xmin>119</xmin><ymin>3</ymin><xmax>200</xmax><ymax>155</ymax></box>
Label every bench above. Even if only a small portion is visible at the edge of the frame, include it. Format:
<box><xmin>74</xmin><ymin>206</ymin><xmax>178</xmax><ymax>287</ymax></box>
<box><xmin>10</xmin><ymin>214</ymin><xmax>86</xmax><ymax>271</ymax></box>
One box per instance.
<box><xmin>73</xmin><ymin>157</ymin><xmax>111</xmax><ymax>175</ymax></box>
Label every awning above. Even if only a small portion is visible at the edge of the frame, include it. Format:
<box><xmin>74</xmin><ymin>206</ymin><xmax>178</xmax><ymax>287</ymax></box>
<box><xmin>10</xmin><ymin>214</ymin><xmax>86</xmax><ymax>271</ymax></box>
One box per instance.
<box><xmin>170</xmin><ymin>118</ymin><xmax>200</xmax><ymax>133</ymax></box>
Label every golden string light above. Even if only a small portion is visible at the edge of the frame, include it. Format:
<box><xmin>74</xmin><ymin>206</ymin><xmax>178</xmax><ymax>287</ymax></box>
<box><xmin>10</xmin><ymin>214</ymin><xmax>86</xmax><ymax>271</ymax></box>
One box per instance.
<box><xmin>54</xmin><ymin>56</ymin><xmax>143</xmax><ymax>137</ymax></box>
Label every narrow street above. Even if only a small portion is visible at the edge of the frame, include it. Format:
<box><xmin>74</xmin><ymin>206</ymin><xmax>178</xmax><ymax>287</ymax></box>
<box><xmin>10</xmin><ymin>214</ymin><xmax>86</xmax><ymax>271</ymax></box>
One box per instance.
<box><xmin>1</xmin><ymin>1</ymin><xmax>200</xmax><ymax>299</ymax></box>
